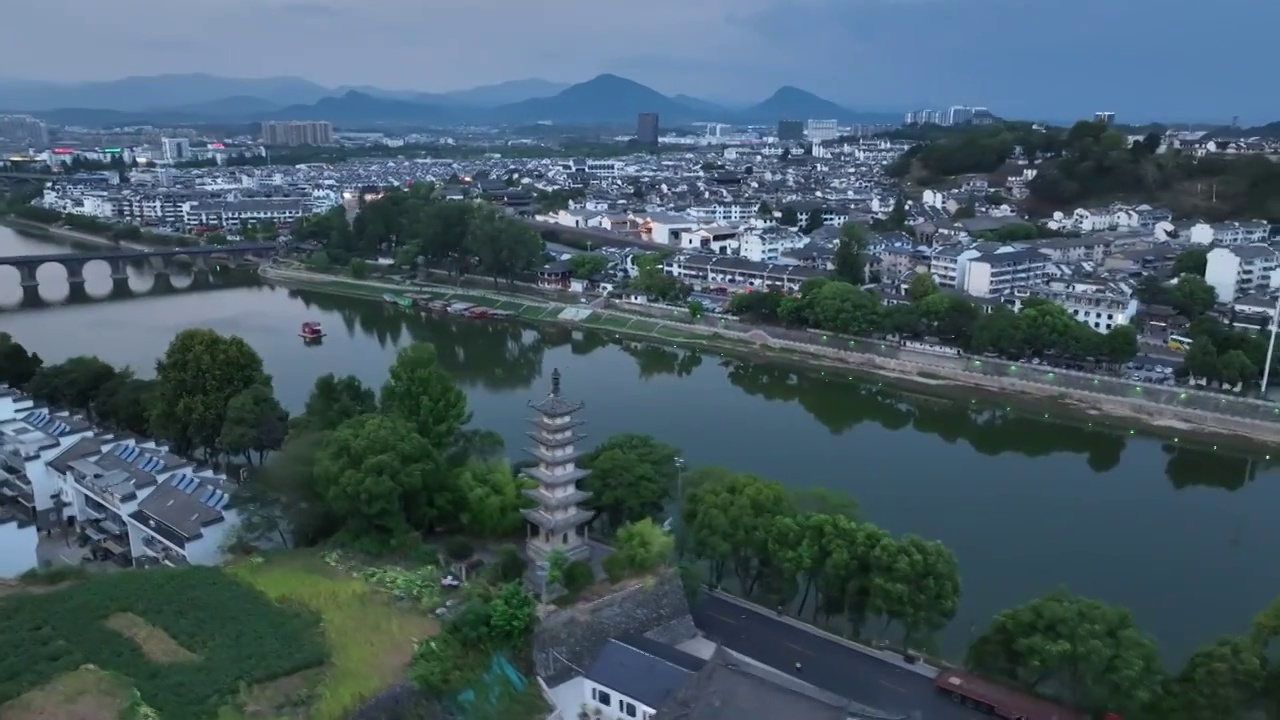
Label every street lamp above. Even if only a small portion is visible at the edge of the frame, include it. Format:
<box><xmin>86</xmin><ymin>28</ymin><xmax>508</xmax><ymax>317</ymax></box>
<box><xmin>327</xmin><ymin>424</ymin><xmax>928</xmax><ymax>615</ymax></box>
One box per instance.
<box><xmin>1262</xmin><ymin>293</ymin><xmax>1280</xmax><ymax>397</ymax></box>
<box><xmin>672</xmin><ymin>457</ymin><xmax>686</xmax><ymax>559</ymax></box>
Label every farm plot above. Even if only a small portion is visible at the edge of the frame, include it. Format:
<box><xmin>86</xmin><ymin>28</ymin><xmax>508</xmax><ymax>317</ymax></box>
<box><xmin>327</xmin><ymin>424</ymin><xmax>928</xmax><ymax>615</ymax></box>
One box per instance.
<box><xmin>0</xmin><ymin>566</ymin><xmax>328</xmax><ymax>720</ymax></box>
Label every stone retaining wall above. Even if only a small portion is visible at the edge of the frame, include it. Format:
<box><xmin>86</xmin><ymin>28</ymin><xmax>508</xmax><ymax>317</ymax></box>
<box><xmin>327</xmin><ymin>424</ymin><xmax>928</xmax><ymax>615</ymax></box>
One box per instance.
<box><xmin>532</xmin><ymin>568</ymin><xmax>697</xmax><ymax>685</ymax></box>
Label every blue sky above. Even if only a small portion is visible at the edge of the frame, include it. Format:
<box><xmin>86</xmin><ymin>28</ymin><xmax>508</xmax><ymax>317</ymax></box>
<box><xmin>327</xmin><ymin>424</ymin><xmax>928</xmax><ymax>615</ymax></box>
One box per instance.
<box><xmin>3</xmin><ymin>0</ymin><xmax>1274</xmax><ymax>124</ymax></box>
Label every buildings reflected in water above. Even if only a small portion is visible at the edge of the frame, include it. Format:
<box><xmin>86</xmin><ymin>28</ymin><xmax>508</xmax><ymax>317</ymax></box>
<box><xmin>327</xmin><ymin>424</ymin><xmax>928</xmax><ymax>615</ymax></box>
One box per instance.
<box><xmin>287</xmin><ymin>287</ymin><xmax>1268</xmax><ymax>492</ymax></box>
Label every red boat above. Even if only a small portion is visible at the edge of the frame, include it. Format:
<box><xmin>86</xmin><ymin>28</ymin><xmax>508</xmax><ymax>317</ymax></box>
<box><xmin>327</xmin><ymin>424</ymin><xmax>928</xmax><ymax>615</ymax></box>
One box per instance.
<box><xmin>300</xmin><ymin>322</ymin><xmax>325</xmax><ymax>341</ymax></box>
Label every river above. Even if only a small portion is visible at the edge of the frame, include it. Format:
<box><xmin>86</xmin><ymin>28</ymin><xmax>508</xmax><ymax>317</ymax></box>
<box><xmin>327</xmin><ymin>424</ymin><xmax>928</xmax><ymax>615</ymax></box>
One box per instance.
<box><xmin>0</xmin><ymin>223</ymin><xmax>1275</xmax><ymax>663</ymax></box>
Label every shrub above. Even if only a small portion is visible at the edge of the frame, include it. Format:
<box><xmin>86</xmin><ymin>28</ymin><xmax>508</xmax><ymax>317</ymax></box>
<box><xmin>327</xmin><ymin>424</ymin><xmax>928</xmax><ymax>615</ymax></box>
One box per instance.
<box><xmin>491</xmin><ymin>545</ymin><xmax>526</xmax><ymax>583</ymax></box>
<box><xmin>562</xmin><ymin>560</ymin><xmax>594</xmax><ymax>594</ymax></box>
<box><xmin>18</xmin><ymin>565</ymin><xmax>88</xmax><ymax>585</ymax></box>
<box><xmin>443</xmin><ymin>537</ymin><xmax>474</xmax><ymax>561</ymax></box>
<box><xmin>601</xmin><ymin>554</ymin><xmax>629</xmax><ymax>584</ymax></box>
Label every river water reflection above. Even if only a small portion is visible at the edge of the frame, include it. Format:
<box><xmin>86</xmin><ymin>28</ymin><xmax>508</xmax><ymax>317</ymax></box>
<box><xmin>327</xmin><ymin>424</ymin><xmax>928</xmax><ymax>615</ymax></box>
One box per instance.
<box><xmin>0</xmin><ymin>225</ymin><xmax>1274</xmax><ymax>662</ymax></box>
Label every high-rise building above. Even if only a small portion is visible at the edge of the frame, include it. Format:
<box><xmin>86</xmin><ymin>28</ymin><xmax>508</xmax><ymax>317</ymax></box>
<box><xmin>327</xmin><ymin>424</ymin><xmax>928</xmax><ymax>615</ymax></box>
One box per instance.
<box><xmin>1094</xmin><ymin>112</ymin><xmax>1116</xmax><ymax>125</ymax></box>
<box><xmin>777</xmin><ymin>120</ymin><xmax>805</xmax><ymax>141</ymax></box>
<box><xmin>805</xmin><ymin>119</ymin><xmax>838</xmax><ymax>142</ymax></box>
<box><xmin>521</xmin><ymin>369</ymin><xmax>593</xmax><ymax>562</ymax></box>
<box><xmin>260</xmin><ymin>121</ymin><xmax>334</xmax><ymax>147</ymax></box>
<box><xmin>0</xmin><ymin>114</ymin><xmax>49</xmax><ymax>148</ymax></box>
<box><xmin>160</xmin><ymin>137</ymin><xmax>190</xmax><ymax>163</ymax></box>
<box><xmin>636</xmin><ymin>113</ymin><xmax>659</xmax><ymax>146</ymax></box>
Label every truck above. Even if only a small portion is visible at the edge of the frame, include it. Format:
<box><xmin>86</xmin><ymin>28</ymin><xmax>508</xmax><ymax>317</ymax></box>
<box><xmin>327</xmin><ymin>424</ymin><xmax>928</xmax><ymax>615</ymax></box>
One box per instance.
<box><xmin>933</xmin><ymin>668</ymin><xmax>1115</xmax><ymax>720</ymax></box>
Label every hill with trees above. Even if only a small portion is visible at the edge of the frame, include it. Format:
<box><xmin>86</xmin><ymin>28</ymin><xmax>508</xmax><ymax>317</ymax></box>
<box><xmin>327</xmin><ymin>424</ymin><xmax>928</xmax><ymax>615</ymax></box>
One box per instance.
<box><xmin>885</xmin><ymin>120</ymin><xmax>1280</xmax><ymax>222</ymax></box>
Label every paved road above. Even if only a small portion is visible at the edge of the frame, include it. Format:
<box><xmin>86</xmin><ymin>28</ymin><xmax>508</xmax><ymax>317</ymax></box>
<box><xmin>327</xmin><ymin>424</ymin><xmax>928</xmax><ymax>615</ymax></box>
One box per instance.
<box><xmin>693</xmin><ymin>594</ymin><xmax>985</xmax><ymax>720</ymax></box>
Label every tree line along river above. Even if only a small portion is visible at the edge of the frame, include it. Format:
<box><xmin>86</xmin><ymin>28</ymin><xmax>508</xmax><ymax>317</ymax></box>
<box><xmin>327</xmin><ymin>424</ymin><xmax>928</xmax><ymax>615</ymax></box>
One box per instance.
<box><xmin>0</xmin><ymin>224</ymin><xmax>1276</xmax><ymax>664</ymax></box>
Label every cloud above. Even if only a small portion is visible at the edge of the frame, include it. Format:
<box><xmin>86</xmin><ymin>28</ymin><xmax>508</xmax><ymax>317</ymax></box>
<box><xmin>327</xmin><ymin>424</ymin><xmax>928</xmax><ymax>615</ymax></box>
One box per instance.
<box><xmin>0</xmin><ymin>0</ymin><xmax>1273</xmax><ymax>121</ymax></box>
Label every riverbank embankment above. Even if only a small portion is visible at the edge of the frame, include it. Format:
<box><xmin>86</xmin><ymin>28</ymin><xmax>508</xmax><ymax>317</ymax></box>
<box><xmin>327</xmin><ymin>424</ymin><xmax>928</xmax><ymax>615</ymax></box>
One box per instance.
<box><xmin>0</xmin><ymin>218</ymin><xmax>152</xmax><ymax>252</ymax></box>
<box><xmin>260</xmin><ymin>264</ymin><xmax>1280</xmax><ymax>445</ymax></box>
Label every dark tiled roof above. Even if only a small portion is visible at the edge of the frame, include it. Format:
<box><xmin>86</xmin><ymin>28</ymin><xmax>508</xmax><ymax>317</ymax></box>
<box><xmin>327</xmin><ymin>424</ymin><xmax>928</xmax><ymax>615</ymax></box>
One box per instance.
<box><xmin>47</xmin><ymin>436</ymin><xmax>105</xmax><ymax>474</ymax></box>
<box><xmin>586</xmin><ymin>638</ymin><xmax>704</xmax><ymax>710</ymax></box>
<box><xmin>654</xmin><ymin>648</ymin><xmax>849</xmax><ymax>720</ymax></box>
<box><xmin>130</xmin><ymin>473</ymin><xmax>230</xmax><ymax>547</ymax></box>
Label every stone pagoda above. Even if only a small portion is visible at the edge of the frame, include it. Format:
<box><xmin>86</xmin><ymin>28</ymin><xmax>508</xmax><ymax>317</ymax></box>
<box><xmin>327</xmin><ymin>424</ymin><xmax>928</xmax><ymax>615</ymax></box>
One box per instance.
<box><xmin>522</xmin><ymin>368</ymin><xmax>593</xmax><ymax>562</ymax></box>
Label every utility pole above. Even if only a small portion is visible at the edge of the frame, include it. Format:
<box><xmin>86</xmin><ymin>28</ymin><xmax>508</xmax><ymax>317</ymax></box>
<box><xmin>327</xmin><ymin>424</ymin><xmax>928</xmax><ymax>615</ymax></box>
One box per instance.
<box><xmin>1260</xmin><ymin>295</ymin><xmax>1280</xmax><ymax>398</ymax></box>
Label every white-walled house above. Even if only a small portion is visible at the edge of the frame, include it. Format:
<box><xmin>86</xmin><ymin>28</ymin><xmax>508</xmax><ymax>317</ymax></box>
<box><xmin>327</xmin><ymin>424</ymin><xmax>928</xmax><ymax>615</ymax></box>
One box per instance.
<box><xmin>47</xmin><ymin>438</ymin><xmax>241</xmax><ymax>567</ymax></box>
<box><xmin>0</xmin><ymin>404</ymin><xmax>97</xmax><ymax>531</ymax></box>
<box><xmin>0</xmin><ymin>384</ymin><xmax>245</xmax><ymax>575</ymax></box>
<box><xmin>1204</xmin><ymin>244</ymin><xmax>1280</xmax><ymax>303</ymax></box>
<box><xmin>582</xmin><ymin>637</ymin><xmax>705</xmax><ymax>720</ymax></box>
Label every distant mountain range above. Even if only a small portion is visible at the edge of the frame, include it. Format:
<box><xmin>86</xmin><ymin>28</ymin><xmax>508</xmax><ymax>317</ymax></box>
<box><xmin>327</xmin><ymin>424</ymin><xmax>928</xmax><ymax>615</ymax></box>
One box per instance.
<box><xmin>0</xmin><ymin>73</ymin><xmax>897</xmax><ymax>129</ymax></box>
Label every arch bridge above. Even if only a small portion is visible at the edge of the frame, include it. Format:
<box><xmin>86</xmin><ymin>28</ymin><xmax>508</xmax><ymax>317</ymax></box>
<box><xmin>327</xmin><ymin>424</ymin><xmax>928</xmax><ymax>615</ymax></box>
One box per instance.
<box><xmin>0</xmin><ymin>243</ymin><xmax>279</xmax><ymax>302</ymax></box>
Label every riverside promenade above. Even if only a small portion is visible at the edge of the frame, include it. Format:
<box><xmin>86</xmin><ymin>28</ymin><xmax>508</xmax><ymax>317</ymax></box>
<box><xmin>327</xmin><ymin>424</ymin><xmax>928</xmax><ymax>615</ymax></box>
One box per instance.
<box><xmin>261</xmin><ymin>264</ymin><xmax>1280</xmax><ymax>444</ymax></box>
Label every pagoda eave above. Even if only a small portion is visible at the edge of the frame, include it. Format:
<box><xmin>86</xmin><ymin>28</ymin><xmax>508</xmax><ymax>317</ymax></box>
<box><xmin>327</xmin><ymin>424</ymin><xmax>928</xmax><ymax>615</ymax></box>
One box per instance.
<box><xmin>522</xmin><ymin>508</ymin><xmax>595</xmax><ymax>534</ymax></box>
<box><xmin>521</xmin><ymin>467</ymin><xmax>590</xmax><ymax>486</ymax></box>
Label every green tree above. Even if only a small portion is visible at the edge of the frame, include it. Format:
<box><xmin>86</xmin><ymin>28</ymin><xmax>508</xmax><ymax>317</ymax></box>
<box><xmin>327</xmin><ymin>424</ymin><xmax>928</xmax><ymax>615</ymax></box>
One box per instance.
<box><xmin>543</xmin><ymin>548</ymin><xmax>570</xmax><ymax>600</ymax></box>
<box><xmin>1171</xmin><ymin>274</ymin><xmax>1218</xmax><ymax>317</ymax></box>
<box><xmin>682</xmin><ymin>467</ymin><xmax>794</xmax><ymax>591</ymax></box>
<box><xmin>295</xmin><ymin>373</ymin><xmax>377</xmax><ymax>432</ymax></box>
<box><xmin>779</xmin><ymin>206</ymin><xmax>799</xmax><ymax>226</ymax></box>
<box><xmin>218</xmin><ymin>383</ymin><xmax>289</xmax><ymax>464</ymax></box>
<box><xmin>966</xmin><ymin>588</ymin><xmax>1163</xmax><ymax>715</ymax></box>
<box><xmin>951</xmin><ymin>202</ymin><xmax>976</xmax><ymax>219</ymax></box>
<box><xmin>314</xmin><ymin>413</ymin><xmax>441</xmax><ymax>544</ymax></box>
<box><xmin>454</xmin><ymin>459</ymin><xmax>530</xmax><ymax>538</ymax></box>
<box><xmin>834</xmin><ymin>222</ymin><xmax>868</xmax><ymax>285</ymax></box>
<box><xmin>379</xmin><ymin>343</ymin><xmax>470</xmax><ymax>460</ymax></box>
<box><xmin>568</xmin><ymin>253</ymin><xmax>610</xmax><ymax>278</ymax></box>
<box><xmin>1172</xmin><ymin>247</ymin><xmax>1209</xmax><ymax>277</ymax></box>
<box><xmin>93</xmin><ymin>372</ymin><xmax>156</xmax><ymax>436</ymax></box>
<box><xmin>581</xmin><ymin>433</ymin><xmax>682</xmax><ymax>533</ymax></box>
<box><xmin>0</xmin><ymin>334</ymin><xmax>42</xmax><ymax>388</ymax></box>
<box><xmin>887</xmin><ymin>195</ymin><xmax>907</xmax><ymax>229</ymax></box>
<box><xmin>907</xmin><ymin>273</ymin><xmax>938</xmax><ymax>301</ymax></box>
<box><xmin>23</xmin><ymin>355</ymin><xmax>119</xmax><ymax>413</ymax></box>
<box><xmin>615</xmin><ymin>518</ymin><xmax>676</xmax><ymax>572</ymax></box>
<box><xmin>235</xmin><ymin>431</ymin><xmax>332</xmax><ymax>547</ymax></box>
<box><xmin>869</xmin><ymin>535</ymin><xmax>961</xmax><ymax>651</ymax></box>
<box><xmin>487</xmin><ymin>582</ymin><xmax>537</xmax><ymax>648</ymax></box>
<box><xmin>801</xmin><ymin>211</ymin><xmax>826</xmax><ymax>234</ymax></box>
<box><xmin>348</xmin><ymin>258</ymin><xmax>370</xmax><ymax>278</ymax></box>
<box><xmin>687</xmin><ymin>299</ymin><xmax>705</xmax><ymax>319</ymax></box>
<box><xmin>1156</xmin><ymin>636</ymin><xmax>1264</xmax><ymax>720</ymax></box>
<box><xmin>1100</xmin><ymin>324</ymin><xmax>1139</xmax><ymax>363</ymax></box>
<box><xmin>468</xmin><ymin>207</ymin><xmax>544</xmax><ymax>286</ymax></box>
<box><xmin>149</xmin><ymin>329</ymin><xmax>266</xmax><ymax>459</ymax></box>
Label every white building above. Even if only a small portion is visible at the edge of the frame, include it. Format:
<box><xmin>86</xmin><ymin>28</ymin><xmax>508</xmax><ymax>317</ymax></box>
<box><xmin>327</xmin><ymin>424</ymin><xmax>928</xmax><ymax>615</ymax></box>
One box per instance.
<box><xmin>1009</xmin><ymin>279</ymin><xmax>1137</xmax><ymax>332</ymax></box>
<box><xmin>676</xmin><ymin>226</ymin><xmax>738</xmax><ymax>255</ymax></box>
<box><xmin>805</xmin><ymin>119</ymin><xmax>838</xmax><ymax>142</ymax></box>
<box><xmin>1205</xmin><ymin>244</ymin><xmax>1280</xmax><ymax>303</ymax></box>
<box><xmin>1188</xmin><ymin>221</ymin><xmax>1271</xmax><ymax>246</ymax></box>
<box><xmin>686</xmin><ymin>202</ymin><xmax>759</xmax><ymax>223</ymax></box>
<box><xmin>961</xmin><ymin>248</ymin><xmax>1051</xmax><ymax>298</ymax></box>
<box><xmin>0</xmin><ymin>385</ymin><xmax>243</xmax><ymax>576</ymax></box>
<box><xmin>0</xmin><ymin>403</ymin><xmax>97</xmax><ymax>531</ymax></box>
<box><xmin>663</xmin><ymin>253</ymin><xmax>825</xmax><ymax>293</ymax></box>
<box><xmin>738</xmin><ymin>227</ymin><xmax>808</xmax><ymax>263</ymax></box>
<box><xmin>184</xmin><ymin>198</ymin><xmax>307</xmax><ymax>231</ymax></box>
<box><xmin>161</xmin><ymin>137</ymin><xmax>191</xmax><ymax>164</ymax></box>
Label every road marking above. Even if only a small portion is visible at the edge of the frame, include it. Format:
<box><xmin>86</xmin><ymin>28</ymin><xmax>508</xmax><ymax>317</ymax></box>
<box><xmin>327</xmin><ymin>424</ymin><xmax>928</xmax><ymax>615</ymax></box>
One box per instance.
<box><xmin>786</xmin><ymin>642</ymin><xmax>815</xmax><ymax>656</ymax></box>
<box><xmin>706</xmin><ymin>611</ymin><xmax>739</xmax><ymax>624</ymax></box>
<box><xmin>878</xmin><ymin>680</ymin><xmax>907</xmax><ymax>693</ymax></box>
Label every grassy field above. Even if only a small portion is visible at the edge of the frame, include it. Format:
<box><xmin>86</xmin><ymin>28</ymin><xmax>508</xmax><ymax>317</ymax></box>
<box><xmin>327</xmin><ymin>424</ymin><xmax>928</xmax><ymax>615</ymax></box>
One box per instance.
<box><xmin>221</xmin><ymin>552</ymin><xmax>440</xmax><ymax>720</ymax></box>
<box><xmin>0</xmin><ymin>553</ymin><xmax>440</xmax><ymax>720</ymax></box>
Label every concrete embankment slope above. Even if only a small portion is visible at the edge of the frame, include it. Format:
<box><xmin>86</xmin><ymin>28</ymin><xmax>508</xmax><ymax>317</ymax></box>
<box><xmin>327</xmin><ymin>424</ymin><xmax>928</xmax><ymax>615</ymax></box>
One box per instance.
<box><xmin>260</xmin><ymin>265</ymin><xmax>1280</xmax><ymax>445</ymax></box>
